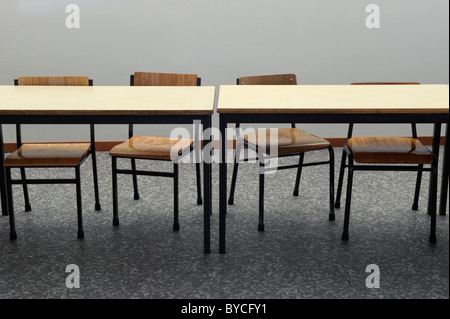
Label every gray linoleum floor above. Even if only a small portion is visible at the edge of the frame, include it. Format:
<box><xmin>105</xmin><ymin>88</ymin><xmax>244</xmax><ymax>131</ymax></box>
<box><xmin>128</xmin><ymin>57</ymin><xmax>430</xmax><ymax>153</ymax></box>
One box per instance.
<box><xmin>0</xmin><ymin>148</ymin><xmax>448</xmax><ymax>299</ymax></box>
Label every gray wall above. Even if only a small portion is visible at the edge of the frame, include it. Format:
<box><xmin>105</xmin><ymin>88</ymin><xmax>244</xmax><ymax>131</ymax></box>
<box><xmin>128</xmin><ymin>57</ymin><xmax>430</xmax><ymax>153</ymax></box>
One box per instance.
<box><xmin>1</xmin><ymin>0</ymin><xmax>448</xmax><ymax>143</ymax></box>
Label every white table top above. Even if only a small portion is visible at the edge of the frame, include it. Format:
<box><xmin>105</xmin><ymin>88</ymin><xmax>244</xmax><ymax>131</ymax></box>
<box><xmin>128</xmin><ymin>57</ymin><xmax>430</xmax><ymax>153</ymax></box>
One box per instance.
<box><xmin>0</xmin><ymin>86</ymin><xmax>215</xmax><ymax>116</ymax></box>
<box><xmin>217</xmin><ymin>84</ymin><xmax>449</xmax><ymax>114</ymax></box>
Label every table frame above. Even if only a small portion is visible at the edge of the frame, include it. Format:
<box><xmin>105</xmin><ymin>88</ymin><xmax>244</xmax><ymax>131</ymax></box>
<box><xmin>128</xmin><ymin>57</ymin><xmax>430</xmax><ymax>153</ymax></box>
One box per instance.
<box><xmin>0</xmin><ymin>114</ymin><xmax>212</xmax><ymax>254</ymax></box>
<box><xmin>219</xmin><ymin>112</ymin><xmax>449</xmax><ymax>253</ymax></box>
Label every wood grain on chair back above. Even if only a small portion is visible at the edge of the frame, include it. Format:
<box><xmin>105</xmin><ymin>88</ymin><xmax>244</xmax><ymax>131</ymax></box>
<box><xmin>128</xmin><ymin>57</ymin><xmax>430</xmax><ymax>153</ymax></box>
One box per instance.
<box><xmin>17</xmin><ymin>76</ymin><xmax>90</xmax><ymax>86</ymax></box>
<box><xmin>133</xmin><ymin>72</ymin><xmax>198</xmax><ymax>86</ymax></box>
<box><xmin>237</xmin><ymin>74</ymin><xmax>297</xmax><ymax>85</ymax></box>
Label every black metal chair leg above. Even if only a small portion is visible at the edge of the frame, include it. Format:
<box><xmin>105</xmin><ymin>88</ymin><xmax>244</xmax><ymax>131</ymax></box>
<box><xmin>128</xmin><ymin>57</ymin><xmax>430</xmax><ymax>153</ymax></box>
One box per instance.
<box><xmin>91</xmin><ymin>151</ymin><xmax>101</xmax><ymax>211</ymax></box>
<box><xmin>228</xmin><ymin>146</ymin><xmax>240</xmax><ymax>205</ymax></box>
<box><xmin>335</xmin><ymin>149</ymin><xmax>347</xmax><ymax>209</ymax></box>
<box><xmin>0</xmin><ymin>163</ymin><xmax>8</xmax><ymax>216</ymax></box>
<box><xmin>228</xmin><ymin>163</ymin><xmax>239</xmax><ymax>206</ymax></box>
<box><xmin>293</xmin><ymin>153</ymin><xmax>305</xmax><ymax>197</ymax></box>
<box><xmin>258</xmin><ymin>159</ymin><xmax>265</xmax><ymax>232</ymax></box>
<box><xmin>19</xmin><ymin>167</ymin><xmax>31</xmax><ymax>212</ymax></box>
<box><xmin>342</xmin><ymin>156</ymin><xmax>354</xmax><ymax>241</ymax></box>
<box><xmin>173</xmin><ymin>163</ymin><xmax>180</xmax><ymax>231</ymax></box>
<box><xmin>89</xmin><ymin>124</ymin><xmax>101</xmax><ymax>210</ymax></box>
<box><xmin>112</xmin><ymin>157</ymin><xmax>119</xmax><ymax>226</ymax></box>
<box><xmin>75</xmin><ymin>166</ymin><xmax>84</xmax><ymax>239</ymax></box>
<box><xmin>6</xmin><ymin>168</ymin><xmax>17</xmax><ymax>240</ymax></box>
<box><xmin>328</xmin><ymin>146</ymin><xmax>335</xmax><ymax>221</ymax></box>
<box><xmin>196</xmin><ymin>162</ymin><xmax>203</xmax><ymax>205</ymax></box>
<box><xmin>131</xmin><ymin>159</ymin><xmax>140</xmax><ymax>200</ymax></box>
<box><xmin>412</xmin><ymin>167</ymin><xmax>423</xmax><ymax>211</ymax></box>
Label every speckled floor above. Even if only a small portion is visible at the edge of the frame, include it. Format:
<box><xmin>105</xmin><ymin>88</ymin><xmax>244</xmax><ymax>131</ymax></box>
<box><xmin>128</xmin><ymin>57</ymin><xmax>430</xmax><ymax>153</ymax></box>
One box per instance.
<box><xmin>0</xmin><ymin>148</ymin><xmax>448</xmax><ymax>299</ymax></box>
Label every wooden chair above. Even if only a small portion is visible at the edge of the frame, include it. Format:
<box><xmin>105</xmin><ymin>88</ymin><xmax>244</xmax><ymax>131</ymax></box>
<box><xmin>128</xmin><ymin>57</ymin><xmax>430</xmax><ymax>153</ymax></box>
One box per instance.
<box><xmin>109</xmin><ymin>72</ymin><xmax>202</xmax><ymax>231</ymax></box>
<box><xmin>228</xmin><ymin>74</ymin><xmax>335</xmax><ymax>231</ymax></box>
<box><xmin>335</xmin><ymin>82</ymin><xmax>424</xmax><ymax>210</ymax></box>
<box><xmin>335</xmin><ymin>82</ymin><xmax>438</xmax><ymax>243</ymax></box>
<box><xmin>5</xmin><ymin>76</ymin><xmax>101</xmax><ymax>240</ymax></box>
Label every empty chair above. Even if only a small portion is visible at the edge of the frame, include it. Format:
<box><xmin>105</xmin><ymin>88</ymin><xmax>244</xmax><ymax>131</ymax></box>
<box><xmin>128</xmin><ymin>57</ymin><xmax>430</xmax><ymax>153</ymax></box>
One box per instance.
<box><xmin>228</xmin><ymin>74</ymin><xmax>335</xmax><ymax>231</ymax></box>
<box><xmin>6</xmin><ymin>76</ymin><xmax>101</xmax><ymax>240</ymax></box>
<box><xmin>336</xmin><ymin>82</ymin><xmax>425</xmax><ymax>210</ymax></box>
<box><xmin>335</xmin><ymin>82</ymin><xmax>438</xmax><ymax>243</ymax></box>
<box><xmin>109</xmin><ymin>72</ymin><xmax>203</xmax><ymax>231</ymax></box>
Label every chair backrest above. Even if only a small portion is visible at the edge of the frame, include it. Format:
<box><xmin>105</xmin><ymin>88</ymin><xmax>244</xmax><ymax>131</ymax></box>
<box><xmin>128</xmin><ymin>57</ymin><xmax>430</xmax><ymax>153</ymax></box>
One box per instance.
<box><xmin>349</xmin><ymin>82</ymin><xmax>420</xmax><ymax>139</ymax></box>
<box><xmin>128</xmin><ymin>72</ymin><xmax>201</xmax><ymax>138</ymax></box>
<box><xmin>132</xmin><ymin>72</ymin><xmax>199</xmax><ymax>86</ymax></box>
<box><xmin>236</xmin><ymin>74</ymin><xmax>297</xmax><ymax>128</ymax></box>
<box><xmin>13</xmin><ymin>76</ymin><xmax>93</xmax><ymax>148</ymax></box>
<box><xmin>237</xmin><ymin>74</ymin><xmax>297</xmax><ymax>85</ymax></box>
<box><xmin>16</xmin><ymin>76</ymin><xmax>91</xmax><ymax>86</ymax></box>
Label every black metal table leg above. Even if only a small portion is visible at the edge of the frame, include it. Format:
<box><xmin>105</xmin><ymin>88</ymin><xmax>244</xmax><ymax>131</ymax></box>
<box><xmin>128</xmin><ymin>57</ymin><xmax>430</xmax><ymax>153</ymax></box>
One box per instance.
<box><xmin>0</xmin><ymin>124</ymin><xmax>8</xmax><ymax>216</ymax></box>
<box><xmin>219</xmin><ymin>116</ymin><xmax>227</xmax><ymax>254</ymax></box>
<box><xmin>428</xmin><ymin>124</ymin><xmax>441</xmax><ymax>216</ymax></box>
<box><xmin>429</xmin><ymin>159</ymin><xmax>437</xmax><ymax>244</ymax></box>
<box><xmin>203</xmin><ymin>116</ymin><xmax>211</xmax><ymax>254</ymax></box>
<box><xmin>5</xmin><ymin>168</ymin><xmax>16</xmax><ymax>240</ymax></box>
<box><xmin>439</xmin><ymin>123</ymin><xmax>449</xmax><ymax>216</ymax></box>
<box><xmin>112</xmin><ymin>156</ymin><xmax>119</xmax><ymax>226</ymax></box>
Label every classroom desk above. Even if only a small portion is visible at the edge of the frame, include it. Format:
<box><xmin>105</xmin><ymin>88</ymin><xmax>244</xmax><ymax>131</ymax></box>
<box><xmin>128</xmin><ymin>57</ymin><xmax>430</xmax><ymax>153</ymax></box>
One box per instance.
<box><xmin>0</xmin><ymin>85</ymin><xmax>215</xmax><ymax>254</ymax></box>
<box><xmin>217</xmin><ymin>84</ymin><xmax>449</xmax><ymax>253</ymax></box>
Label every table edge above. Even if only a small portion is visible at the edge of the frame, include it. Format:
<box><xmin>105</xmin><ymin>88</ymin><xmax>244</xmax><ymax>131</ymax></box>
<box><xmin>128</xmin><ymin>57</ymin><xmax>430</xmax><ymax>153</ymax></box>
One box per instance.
<box><xmin>216</xmin><ymin>108</ymin><xmax>449</xmax><ymax>114</ymax></box>
<box><xmin>0</xmin><ymin>110</ymin><xmax>214</xmax><ymax>116</ymax></box>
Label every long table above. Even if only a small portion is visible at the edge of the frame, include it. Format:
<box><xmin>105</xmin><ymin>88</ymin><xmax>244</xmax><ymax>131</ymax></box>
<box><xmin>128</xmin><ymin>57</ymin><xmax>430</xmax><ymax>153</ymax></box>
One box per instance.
<box><xmin>0</xmin><ymin>85</ymin><xmax>215</xmax><ymax>254</ymax></box>
<box><xmin>217</xmin><ymin>84</ymin><xmax>449</xmax><ymax>253</ymax></box>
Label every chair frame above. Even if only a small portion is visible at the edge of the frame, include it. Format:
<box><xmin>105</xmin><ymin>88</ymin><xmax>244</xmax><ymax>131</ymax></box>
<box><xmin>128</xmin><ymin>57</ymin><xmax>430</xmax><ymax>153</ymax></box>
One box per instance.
<box><xmin>228</xmin><ymin>75</ymin><xmax>335</xmax><ymax>231</ymax></box>
<box><xmin>111</xmin><ymin>74</ymin><xmax>203</xmax><ymax>231</ymax></box>
<box><xmin>335</xmin><ymin>82</ymin><xmax>423</xmax><ymax>211</ymax></box>
<box><xmin>334</xmin><ymin>82</ymin><xmax>438</xmax><ymax>243</ymax></box>
<box><xmin>335</xmin><ymin>123</ymin><xmax>423</xmax><ymax>210</ymax></box>
<box><xmin>340</xmin><ymin>139</ymin><xmax>438</xmax><ymax>243</ymax></box>
<box><xmin>7</xmin><ymin>78</ymin><xmax>101</xmax><ymax>240</ymax></box>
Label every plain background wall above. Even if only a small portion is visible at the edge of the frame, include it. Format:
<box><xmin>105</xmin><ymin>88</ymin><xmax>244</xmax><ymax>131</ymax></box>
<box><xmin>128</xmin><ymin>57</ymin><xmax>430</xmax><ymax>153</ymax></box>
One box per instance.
<box><xmin>0</xmin><ymin>0</ymin><xmax>448</xmax><ymax>143</ymax></box>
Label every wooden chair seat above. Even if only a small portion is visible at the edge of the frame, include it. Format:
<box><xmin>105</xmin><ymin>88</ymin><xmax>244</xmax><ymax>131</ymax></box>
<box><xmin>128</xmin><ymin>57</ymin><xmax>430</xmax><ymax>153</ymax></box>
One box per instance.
<box><xmin>244</xmin><ymin>128</ymin><xmax>330</xmax><ymax>156</ymax></box>
<box><xmin>348</xmin><ymin>136</ymin><xmax>434</xmax><ymax>164</ymax></box>
<box><xmin>4</xmin><ymin>143</ymin><xmax>91</xmax><ymax>167</ymax></box>
<box><xmin>109</xmin><ymin>136</ymin><xmax>193</xmax><ymax>160</ymax></box>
